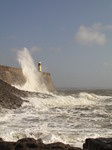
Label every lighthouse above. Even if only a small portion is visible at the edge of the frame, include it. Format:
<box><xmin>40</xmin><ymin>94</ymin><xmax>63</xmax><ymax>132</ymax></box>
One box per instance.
<box><xmin>38</xmin><ymin>62</ymin><xmax>42</xmax><ymax>72</ymax></box>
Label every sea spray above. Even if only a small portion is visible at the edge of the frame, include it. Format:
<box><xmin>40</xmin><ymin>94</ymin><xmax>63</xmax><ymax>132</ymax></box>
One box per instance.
<box><xmin>1</xmin><ymin>77</ymin><xmax>112</xmax><ymax>147</ymax></box>
<box><xmin>17</xmin><ymin>47</ymin><xmax>48</xmax><ymax>92</ymax></box>
<box><xmin>0</xmin><ymin>90</ymin><xmax>112</xmax><ymax>147</ymax></box>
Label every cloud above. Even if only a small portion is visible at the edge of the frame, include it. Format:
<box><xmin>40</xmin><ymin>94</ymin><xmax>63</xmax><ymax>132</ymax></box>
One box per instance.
<box><xmin>92</xmin><ymin>23</ymin><xmax>112</xmax><ymax>31</ymax></box>
<box><xmin>11</xmin><ymin>47</ymin><xmax>23</xmax><ymax>52</ymax></box>
<box><xmin>11</xmin><ymin>46</ymin><xmax>43</xmax><ymax>53</ymax></box>
<box><xmin>30</xmin><ymin>46</ymin><xmax>43</xmax><ymax>53</ymax></box>
<box><xmin>75</xmin><ymin>25</ymin><xmax>106</xmax><ymax>46</ymax></box>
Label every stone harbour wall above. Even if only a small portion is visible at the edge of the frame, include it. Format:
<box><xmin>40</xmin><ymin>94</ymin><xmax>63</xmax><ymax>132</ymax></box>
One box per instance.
<box><xmin>0</xmin><ymin>65</ymin><xmax>55</xmax><ymax>91</ymax></box>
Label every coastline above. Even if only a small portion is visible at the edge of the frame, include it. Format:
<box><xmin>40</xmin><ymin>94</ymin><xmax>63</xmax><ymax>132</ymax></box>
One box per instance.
<box><xmin>0</xmin><ymin>79</ymin><xmax>112</xmax><ymax>149</ymax></box>
<box><xmin>0</xmin><ymin>137</ymin><xmax>82</xmax><ymax>150</ymax></box>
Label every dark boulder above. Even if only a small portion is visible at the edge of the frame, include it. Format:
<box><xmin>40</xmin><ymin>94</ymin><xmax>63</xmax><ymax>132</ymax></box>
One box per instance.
<box><xmin>0</xmin><ymin>141</ymin><xmax>16</xmax><ymax>150</ymax></box>
<box><xmin>15</xmin><ymin>138</ymin><xmax>82</xmax><ymax>150</ymax></box>
<box><xmin>0</xmin><ymin>79</ymin><xmax>53</xmax><ymax>110</ymax></box>
<box><xmin>83</xmin><ymin>138</ymin><xmax>112</xmax><ymax>150</ymax></box>
<box><xmin>0</xmin><ymin>79</ymin><xmax>23</xmax><ymax>109</ymax></box>
<box><xmin>15</xmin><ymin>138</ymin><xmax>38</xmax><ymax>150</ymax></box>
<box><xmin>0</xmin><ymin>137</ymin><xmax>82</xmax><ymax>150</ymax></box>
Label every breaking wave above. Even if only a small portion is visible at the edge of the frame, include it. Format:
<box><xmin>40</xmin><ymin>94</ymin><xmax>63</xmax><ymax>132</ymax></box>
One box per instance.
<box><xmin>0</xmin><ymin>88</ymin><xmax>112</xmax><ymax>147</ymax></box>
<box><xmin>16</xmin><ymin>48</ymin><xmax>48</xmax><ymax>93</ymax></box>
<box><xmin>1</xmin><ymin>48</ymin><xmax>112</xmax><ymax>147</ymax></box>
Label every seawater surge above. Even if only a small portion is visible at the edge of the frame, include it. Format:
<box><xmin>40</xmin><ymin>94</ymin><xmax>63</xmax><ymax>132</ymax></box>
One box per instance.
<box><xmin>0</xmin><ymin>48</ymin><xmax>55</xmax><ymax>92</ymax></box>
<box><xmin>0</xmin><ymin>48</ymin><xmax>112</xmax><ymax>148</ymax></box>
<box><xmin>0</xmin><ymin>84</ymin><xmax>112</xmax><ymax>148</ymax></box>
<box><xmin>17</xmin><ymin>48</ymin><xmax>47</xmax><ymax>93</ymax></box>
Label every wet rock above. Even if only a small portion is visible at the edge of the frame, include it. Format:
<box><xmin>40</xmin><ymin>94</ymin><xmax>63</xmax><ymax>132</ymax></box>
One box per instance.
<box><xmin>0</xmin><ymin>79</ymin><xmax>23</xmax><ymax>109</ymax></box>
<box><xmin>0</xmin><ymin>137</ymin><xmax>82</xmax><ymax>150</ymax></box>
<box><xmin>43</xmin><ymin>142</ymin><xmax>82</xmax><ymax>150</ymax></box>
<box><xmin>0</xmin><ymin>79</ymin><xmax>53</xmax><ymax>109</ymax></box>
<box><xmin>83</xmin><ymin>138</ymin><xmax>112</xmax><ymax>150</ymax></box>
<box><xmin>15</xmin><ymin>138</ymin><xmax>82</xmax><ymax>150</ymax></box>
<box><xmin>0</xmin><ymin>141</ymin><xmax>16</xmax><ymax>150</ymax></box>
<box><xmin>0</xmin><ymin>138</ymin><xmax>3</xmax><ymax>142</ymax></box>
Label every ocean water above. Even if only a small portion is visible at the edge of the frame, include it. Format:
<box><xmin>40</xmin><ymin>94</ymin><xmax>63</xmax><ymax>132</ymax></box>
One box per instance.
<box><xmin>0</xmin><ymin>89</ymin><xmax>112</xmax><ymax>148</ymax></box>
<box><xmin>1</xmin><ymin>48</ymin><xmax>112</xmax><ymax>148</ymax></box>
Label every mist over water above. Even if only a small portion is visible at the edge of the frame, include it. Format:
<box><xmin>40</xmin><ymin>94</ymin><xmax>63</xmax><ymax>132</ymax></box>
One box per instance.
<box><xmin>17</xmin><ymin>48</ymin><xmax>47</xmax><ymax>93</ymax></box>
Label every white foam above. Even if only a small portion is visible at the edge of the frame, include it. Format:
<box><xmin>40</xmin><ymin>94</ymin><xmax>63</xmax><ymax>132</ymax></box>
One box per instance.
<box><xmin>24</xmin><ymin>94</ymin><xmax>95</xmax><ymax>111</ymax></box>
<box><xmin>16</xmin><ymin>47</ymin><xmax>48</xmax><ymax>93</ymax></box>
<box><xmin>42</xmin><ymin>133</ymin><xmax>64</xmax><ymax>144</ymax></box>
<box><xmin>0</xmin><ymin>92</ymin><xmax>112</xmax><ymax>147</ymax></box>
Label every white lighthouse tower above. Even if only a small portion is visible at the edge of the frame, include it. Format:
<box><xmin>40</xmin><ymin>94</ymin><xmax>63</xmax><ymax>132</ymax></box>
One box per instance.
<box><xmin>38</xmin><ymin>62</ymin><xmax>42</xmax><ymax>72</ymax></box>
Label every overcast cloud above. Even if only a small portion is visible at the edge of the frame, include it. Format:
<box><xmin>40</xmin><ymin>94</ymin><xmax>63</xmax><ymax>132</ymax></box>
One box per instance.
<box><xmin>30</xmin><ymin>46</ymin><xmax>43</xmax><ymax>53</ymax></box>
<box><xmin>75</xmin><ymin>24</ymin><xmax>107</xmax><ymax>46</ymax></box>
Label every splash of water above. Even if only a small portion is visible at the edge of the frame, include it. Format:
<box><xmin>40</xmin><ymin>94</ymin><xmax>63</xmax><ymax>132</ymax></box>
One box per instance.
<box><xmin>17</xmin><ymin>47</ymin><xmax>47</xmax><ymax>93</ymax></box>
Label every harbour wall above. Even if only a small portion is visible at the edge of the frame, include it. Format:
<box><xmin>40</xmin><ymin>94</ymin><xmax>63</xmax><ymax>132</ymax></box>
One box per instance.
<box><xmin>0</xmin><ymin>65</ymin><xmax>55</xmax><ymax>91</ymax></box>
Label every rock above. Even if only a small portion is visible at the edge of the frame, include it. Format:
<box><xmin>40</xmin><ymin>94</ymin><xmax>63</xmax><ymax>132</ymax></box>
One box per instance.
<box><xmin>43</xmin><ymin>142</ymin><xmax>82</xmax><ymax>150</ymax></box>
<box><xmin>15</xmin><ymin>138</ymin><xmax>38</xmax><ymax>150</ymax></box>
<box><xmin>0</xmin><ymin>141</ymin><xmax>16</xmax><ymax>150</ymax></box>
<box><xmin>0</xmin><ymin>138</ymin><xmax>3</xmax><ymax>142</ymax></box>
<box><xmin>0</xmin><ymin>137</ymin><xmax>82</xmax><ymax>150</ymax></box>
<box><xmin>36</xmin><ymin>138</ymin><xmax>43</xmax><ymax>144</ymax></box>
<box><xmin>0</xmin><ymin>79</ymin><xmax>53</xmax><ymax>109</ymax></box>
<box><xmin>0</xmin><ymin>79</ymin><xmax>23</xmax><ymax>109</ymax></box>
<box><xmin>83</xmin><ymin>138</ymin><xmax>112</xmax><ymax>150</ymax></box>
<box><xmin>15</xmin><ymin>138</ymin><xmax>81</xmax><ymax>150</ymax></box>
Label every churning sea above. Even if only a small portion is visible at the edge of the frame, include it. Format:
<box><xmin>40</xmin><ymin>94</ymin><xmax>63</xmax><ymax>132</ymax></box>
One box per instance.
<box><xmin>0</xmin><ymin>88</ymin><xmax>112</xmax><ymax>148</ymax></box>
<box><xmin>0</xmin><ymin>48</ymin><xmax>112</xmax><ymax>148</ymax></box>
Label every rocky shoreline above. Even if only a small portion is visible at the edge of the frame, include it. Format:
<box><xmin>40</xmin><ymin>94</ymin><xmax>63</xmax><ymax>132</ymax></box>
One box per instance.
<box><xmin>0</xmin><ymin>79</ymin><xmax>82</xmax><ymax>149</ymax></box>
<box><xmin>0</xmin><ymin>137</ymin><xmax>112</xmax><ymax>150</ymax></box>
<box><xmin>0</xmin><ymin>79</ymin><xmax>112</xmax><ymax>149</ymax></box>
<box><xmin>0</xmin><ymin>137</ymin><xmax>82</xmax><ymax>150</ymax></box>
<box><xmin>0</xmin><ymin>79</ymin><xmax>52</xmax><ymax>109</ymax></box>
<box><xmin>0</xmin><ymin>79</ymin><xmax>27</xmax><ymax>109</ymax></box>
